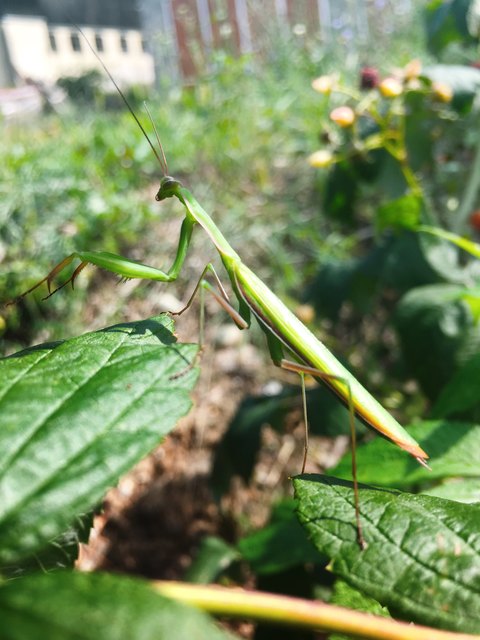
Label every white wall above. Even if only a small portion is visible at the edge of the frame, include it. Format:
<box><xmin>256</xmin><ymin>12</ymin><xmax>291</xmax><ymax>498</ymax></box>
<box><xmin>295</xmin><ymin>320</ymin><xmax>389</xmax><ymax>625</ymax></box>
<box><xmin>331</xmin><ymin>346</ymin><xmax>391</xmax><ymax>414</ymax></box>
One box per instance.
<box><xmin>2</xmin><ymin>15</ymin><xmax>52</xmax><ymax>82</ymax></box>
<box><xmin>1</xmin><ymin>14</ymin><xmax>155</xmax><ymax>88</ymax></box>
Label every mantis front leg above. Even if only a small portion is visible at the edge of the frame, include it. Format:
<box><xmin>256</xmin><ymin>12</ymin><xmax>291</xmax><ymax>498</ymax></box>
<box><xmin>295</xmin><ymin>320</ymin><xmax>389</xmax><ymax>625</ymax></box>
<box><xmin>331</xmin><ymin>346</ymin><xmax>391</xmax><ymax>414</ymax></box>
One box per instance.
<box><xmin>7</xmin><ymin>216</ymin><xmax>196</xmax><ymax>305</ymax></box>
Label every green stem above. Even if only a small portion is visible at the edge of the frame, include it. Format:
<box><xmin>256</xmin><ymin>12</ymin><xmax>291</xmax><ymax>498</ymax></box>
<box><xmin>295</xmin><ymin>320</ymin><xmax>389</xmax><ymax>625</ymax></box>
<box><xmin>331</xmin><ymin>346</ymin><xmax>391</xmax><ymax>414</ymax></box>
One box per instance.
<box><xmin>153</xmin><ymin>581</ymin><xmax>479</xmax><ymax>640</ymax></box>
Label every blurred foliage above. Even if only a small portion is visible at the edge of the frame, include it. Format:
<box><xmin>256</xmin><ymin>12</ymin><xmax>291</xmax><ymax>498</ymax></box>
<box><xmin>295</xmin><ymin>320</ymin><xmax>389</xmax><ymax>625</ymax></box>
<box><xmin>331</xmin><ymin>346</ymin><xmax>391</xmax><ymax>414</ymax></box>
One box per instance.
<box><xmin>424</xmin><ymin>0</ymin><xmax>480</xmax><ymax>57</ymax></box>
<box><xmin>57</xmin><ymin>69</ymin><xmax>103</xmax><ymax>104</ymax></box>
<box><xmin>303</xmin><ymin>29</ymin><xmax>480</xmax><ymax>407</ymax></box>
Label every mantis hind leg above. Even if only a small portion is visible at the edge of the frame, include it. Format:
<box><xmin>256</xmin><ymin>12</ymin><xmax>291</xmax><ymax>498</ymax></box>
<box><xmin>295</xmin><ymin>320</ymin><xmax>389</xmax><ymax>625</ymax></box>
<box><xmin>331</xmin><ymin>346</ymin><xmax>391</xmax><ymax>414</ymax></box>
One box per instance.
<box><xmin>172</xmin><ymin>263</ymin><xmax>248</xmax><ymax>331</ymax></box>
<box><xmin>279</xmin><ymin>358</ymin><xmax>366</xmax><ymax>550</ymax></box>
<box><xmin>168</xmin><ymin>263</ymin><xmax>249</xmax><ymax>377</ymax></box>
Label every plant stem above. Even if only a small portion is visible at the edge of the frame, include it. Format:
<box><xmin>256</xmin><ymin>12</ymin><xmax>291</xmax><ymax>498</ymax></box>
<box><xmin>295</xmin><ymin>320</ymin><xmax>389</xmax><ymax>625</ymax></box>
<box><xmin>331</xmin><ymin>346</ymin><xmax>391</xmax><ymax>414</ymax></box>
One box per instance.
<box><xmin>153</xmin><ymin>581</ymin><xmax>479</xmax><ymax>640</ymax></box>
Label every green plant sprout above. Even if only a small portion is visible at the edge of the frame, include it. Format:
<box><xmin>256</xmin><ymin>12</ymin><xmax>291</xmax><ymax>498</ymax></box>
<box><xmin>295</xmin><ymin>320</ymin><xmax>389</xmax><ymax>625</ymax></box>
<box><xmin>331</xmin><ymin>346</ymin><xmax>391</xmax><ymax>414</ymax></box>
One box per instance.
<box><xmin>8</xmin><ymin>38</ymin><xmax>429</xmax><ymax>549</ymax></box>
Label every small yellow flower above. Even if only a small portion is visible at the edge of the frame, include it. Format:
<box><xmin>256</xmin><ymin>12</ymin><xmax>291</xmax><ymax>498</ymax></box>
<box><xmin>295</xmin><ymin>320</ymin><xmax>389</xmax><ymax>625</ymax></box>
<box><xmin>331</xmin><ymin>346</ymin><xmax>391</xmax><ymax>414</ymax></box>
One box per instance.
<box><xmin>379</xmin><ymin>77</ymin><xmax>403</xmax><ymax>98</ymax></box>
<box><xmin>404</xmin><ymin>59</ymin><xmax>422</xmax><ymax>80</ymax></box>
<box><xmin>308</xmin><ymin>149</ymin><xmax>334</xmax><ymax>168</ymax></box>
<box><xmin>329</xmin><ymin>106</ymin><xmax>355</xmax><ymax>127</ymax></box>
<box><xmin>432</xmin><ymin>82</ymin><xmax>453</xmax><ymax>103</ymax></box>
<box><xmin>312</xmin><ymin>75</ymin><xmax>334</xmax><ymax>95</ymax></box>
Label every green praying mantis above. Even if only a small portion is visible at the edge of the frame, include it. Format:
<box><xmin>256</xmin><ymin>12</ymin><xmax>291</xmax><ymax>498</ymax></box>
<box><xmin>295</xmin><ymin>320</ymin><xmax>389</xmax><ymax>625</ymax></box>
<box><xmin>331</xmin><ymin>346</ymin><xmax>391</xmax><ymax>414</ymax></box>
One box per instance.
<box><xmin>8</xmin><ymin>37</ymin><xmax>429</xmax><ymax>548</ymax></box>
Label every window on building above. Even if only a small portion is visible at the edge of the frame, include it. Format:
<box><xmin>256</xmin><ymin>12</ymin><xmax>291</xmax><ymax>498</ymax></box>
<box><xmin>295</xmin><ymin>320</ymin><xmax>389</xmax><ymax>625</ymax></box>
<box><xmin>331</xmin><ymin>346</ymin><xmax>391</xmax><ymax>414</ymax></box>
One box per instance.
<box><xmin>48</xmin><ymin>31</ymin><xmax>57</xmax><ymax>52</ymax></box>
<box><xmin>70</xmin><ymin>32</ymin><xmax>82</xmax><ymax>52</ymax></box>
<box><xmin>95</xmin><ymin>33</ymin><xmax>104</xmax><ymax>52</ymax></box>
<box><xmin>120</xmin><ymin>34</ymin><xmax>128</xmax><ymax>53</ymax></box>
<box><xmin>141</xmin><ymin>37</ymin><xmax>148</xmax><ymax>53</ymax></box>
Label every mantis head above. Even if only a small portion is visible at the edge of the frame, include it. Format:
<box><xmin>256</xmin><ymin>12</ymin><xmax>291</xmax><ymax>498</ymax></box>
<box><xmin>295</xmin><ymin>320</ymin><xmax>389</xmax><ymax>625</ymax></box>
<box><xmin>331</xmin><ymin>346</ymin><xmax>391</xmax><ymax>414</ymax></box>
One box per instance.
<box><xmin>155</xmin><ymin>176</ymin><xmax>182</xmax><ymax>202</ymax></box>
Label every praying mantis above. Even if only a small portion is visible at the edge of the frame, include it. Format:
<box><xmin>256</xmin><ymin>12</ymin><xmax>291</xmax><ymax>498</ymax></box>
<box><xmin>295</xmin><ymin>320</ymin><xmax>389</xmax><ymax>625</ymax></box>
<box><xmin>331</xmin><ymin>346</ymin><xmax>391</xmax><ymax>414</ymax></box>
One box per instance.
<box><xmin>8</xmin><ymin>37</ymin><xmax>429</xmax><ymax>548</ymax></box>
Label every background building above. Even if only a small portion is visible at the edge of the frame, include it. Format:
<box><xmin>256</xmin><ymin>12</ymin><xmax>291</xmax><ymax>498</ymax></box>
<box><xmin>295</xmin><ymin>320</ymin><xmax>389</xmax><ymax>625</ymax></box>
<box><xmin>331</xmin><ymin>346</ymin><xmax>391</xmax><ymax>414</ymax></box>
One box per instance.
<box><xmin>0</xmin><ymin>0</ymin><xmax>155</xmax><ymax>88</ymax></box>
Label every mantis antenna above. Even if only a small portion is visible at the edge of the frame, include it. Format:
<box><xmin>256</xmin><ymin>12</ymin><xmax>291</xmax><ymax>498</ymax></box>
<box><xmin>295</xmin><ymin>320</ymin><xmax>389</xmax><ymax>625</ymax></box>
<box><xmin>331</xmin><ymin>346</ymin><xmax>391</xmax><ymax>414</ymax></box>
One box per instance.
<box><xmin>143</xmin><ymin>101</ymin><xmax>169</xmax><ymax>176</ymax></box>
<box><xmin>74</xmin><ymin>24</ymin><xmax>168</xmax><ymax>176</ymax></box>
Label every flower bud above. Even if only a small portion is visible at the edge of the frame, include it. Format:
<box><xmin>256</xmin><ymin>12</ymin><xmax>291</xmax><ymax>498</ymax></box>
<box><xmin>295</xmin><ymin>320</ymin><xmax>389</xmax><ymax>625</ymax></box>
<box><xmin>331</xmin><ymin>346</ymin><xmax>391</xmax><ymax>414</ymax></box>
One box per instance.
<box><xmin>329</xmin><ymin>106</ymin><xmax>355</xmax><ymax>127</ymax></box>
<box><xmin>309</xmin><ymin>149</ymin><xmax>334</xmax><ymax>168</ymax></box>
<box><xmin>404</xmin><ymin>59</ymin><xmax>422</xmax><ymax>80</ymax></box>
<box><xmin>312</xmin><ymin>75</ymin><xmax>334</xmax><ymax>95</ymax></box>
<box><xmin>379</xmin><ymin>77</ymin><xmax>403</xmax><ymax>98</ymax></box>
<box><xmin>432</xmin><ymin>82</ymin><xmax>453</xmax><ymax>103</ymax></box>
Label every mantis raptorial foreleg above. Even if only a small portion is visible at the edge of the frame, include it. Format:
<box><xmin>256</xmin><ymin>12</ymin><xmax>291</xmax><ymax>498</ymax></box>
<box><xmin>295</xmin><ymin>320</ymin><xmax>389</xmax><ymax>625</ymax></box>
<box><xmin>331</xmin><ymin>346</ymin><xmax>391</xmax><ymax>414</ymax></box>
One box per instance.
<box><xmin>7</xmin><ymin>216</ymin><xmax>196</xmax><ymax>306</ymax></box>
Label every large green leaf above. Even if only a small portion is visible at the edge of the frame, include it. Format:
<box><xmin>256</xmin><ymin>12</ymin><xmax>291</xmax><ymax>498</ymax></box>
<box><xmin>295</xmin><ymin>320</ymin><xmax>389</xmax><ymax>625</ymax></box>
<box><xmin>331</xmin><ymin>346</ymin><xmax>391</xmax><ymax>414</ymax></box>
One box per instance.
<box><xmin>423</xmin><ymin>477</ymin><xmax>480</xmax><ymax>503</ymax></box>
<box><xmin>0</xmin><ymin>315</ymin><xmax>198</xmax><ymax>568</ymax></box>
<box><xmin>395</xmin><ymin>284</ymin><xmax>480</xmax><ymax>399</ymax></box>
<box><xmin>424</xmin><ymin>0</ymin><xmax>477</xmax><ymax>57</ymax></box>
<box><xmin>294</xmin><ymin>475</ymin><xmax>480</xmax><ymax>633</ymax></box>
<box><xmin>0</xmin><ymin>571</ymin><xmax>232</xmax><ymax>640</ymax></box>
<box><xmin>432</xmin><ymin>352</ymin><xmax>480</xmax><ymax>418</ymax></box>
<box><xmin>329</xmin><ymin>420</ymin><xmax>480</xmax><ymax>488</ymax></box>
<box><xmin>306</xmin><ymin>233</ymin><xmax>450</xmax><ymax>323</ymax></box>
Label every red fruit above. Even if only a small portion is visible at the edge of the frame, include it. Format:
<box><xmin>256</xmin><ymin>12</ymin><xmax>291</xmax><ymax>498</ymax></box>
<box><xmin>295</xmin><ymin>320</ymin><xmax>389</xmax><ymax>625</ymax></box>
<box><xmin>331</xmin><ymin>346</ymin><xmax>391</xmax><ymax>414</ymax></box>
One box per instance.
<box><xmin>360</xmin><ymin>66</ymin><xmax>379</xmax><ymax>90</ymax></box>
<box><xmin>469</xmin><ymin>210</ymin><xmax>480</xmax><ymax>230</ymax></box>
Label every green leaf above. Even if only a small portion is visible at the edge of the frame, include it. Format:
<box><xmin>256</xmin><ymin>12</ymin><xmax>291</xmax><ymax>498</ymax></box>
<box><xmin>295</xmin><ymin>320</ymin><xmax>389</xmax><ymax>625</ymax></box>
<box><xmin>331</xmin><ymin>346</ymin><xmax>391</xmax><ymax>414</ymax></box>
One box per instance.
<box><xmin>211</xmin><ymin>390</ymin><xmax>297</xmax><ymax>499</ymax></box>
<box><xmin>0</xmin><ymin>315</ymin><xmax>198</xmax><ymax>568</ymax></box>
<box><xmin>184</xmin><ymin>536</ymin><xmax>239</xmax><ymax>584</ymax></box>
<box><xmin>423</xmin><ymin>477</ymin><xmax>480</xmax><ymax>503</ymax></box>
<box><xmin>424</xmin><ymin>0</ymin><xmax>477</xmax><ymax>57</ymax></box>
<box><xmin>415</xmin><ymin>230</ymin><xmax>473</xmax><ymax>285</ymax></box>
<box><xmin>328</xmin><ymin>580</ymin><xmax>390</xmax><ymax>640</ymax></box>
<box><xmin>307</xmin><ymin>234</ymin><xmax>446</xmax><ymax>323</ymax></box>
<box><xmin>376</xmin><ymin>194</ymin><xmax>422</xmax><ymax>232</ymax></box>
<box><xmin>432</xmin><ymin>352</ymin><xmax>480</xmax><ymax>418</ymax></box>
<box><xmin>294</xmin><ymin>475</ymin><xmax>480</xmax><ymax>633</ymax></box>
<box><xmin>395</xmin><ymin>283</ymin><xmax>480</xmax><ymax>399</ymax></box>
<box><xmin>330</xmin><ymin>579</ymin><xmax>390</xmax><ymax>616</ymax></box>
<box><xmin>322</xmin><ymin>162</ymin><xmax>358</xmax><ymax>222</ymax></box>
<box><xmin>418</xmin><ymin>225</ymin><xmax>480</xmax><ymax>259</ymax></box>
<box><xmin>0</xmin><ymin>571</ymin><xmax>232</xmax><ymax>640</ymax></box>
<box><xmin>238</xmin><ymin>499</ymin><xmax>321</xmax><ymax>575</ymax></box>
<box><xmin>329</xmin><ymin>420</ymin><xmax>480</xmax><ymax>487</ymax></box>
